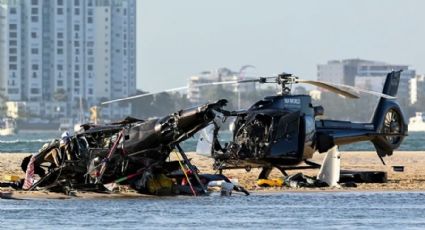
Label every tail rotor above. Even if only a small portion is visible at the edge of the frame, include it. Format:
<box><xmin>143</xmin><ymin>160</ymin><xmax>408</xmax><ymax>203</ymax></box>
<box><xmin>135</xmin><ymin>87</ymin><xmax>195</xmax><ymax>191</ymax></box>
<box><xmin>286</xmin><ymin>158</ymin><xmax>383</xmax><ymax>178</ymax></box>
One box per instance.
<box><xmin>383</xmin><ymin>109</ymin><xmax>403</xmax><ymax>146</ymax></box>
<box><xmin>371</xmin><ymin>71</ymin><xmax>407</xmax><ymax>157</ymax></box>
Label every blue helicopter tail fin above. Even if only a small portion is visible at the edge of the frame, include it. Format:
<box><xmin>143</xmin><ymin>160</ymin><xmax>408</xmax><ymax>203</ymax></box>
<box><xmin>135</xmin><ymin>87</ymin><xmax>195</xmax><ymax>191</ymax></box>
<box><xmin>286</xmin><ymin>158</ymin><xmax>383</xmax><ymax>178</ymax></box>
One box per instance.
<box><xmin>370</xmin><ymin>71</ymin><xmax>407</xmax><ymax>157</ymax></box>
<box><xmin>381</xmin><ymin>70</ymin><xmax>402</xmax><ymax>97</ymax></box>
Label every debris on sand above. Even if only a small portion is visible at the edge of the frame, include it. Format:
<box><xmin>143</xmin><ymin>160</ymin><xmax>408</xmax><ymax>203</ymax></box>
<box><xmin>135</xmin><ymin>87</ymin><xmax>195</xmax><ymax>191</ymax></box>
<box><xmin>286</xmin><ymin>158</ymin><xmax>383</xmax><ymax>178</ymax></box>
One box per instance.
<box><xmin>14</xmin><ymin>103</ymin><xmax>249</xmax><ymax>197</ymax></box>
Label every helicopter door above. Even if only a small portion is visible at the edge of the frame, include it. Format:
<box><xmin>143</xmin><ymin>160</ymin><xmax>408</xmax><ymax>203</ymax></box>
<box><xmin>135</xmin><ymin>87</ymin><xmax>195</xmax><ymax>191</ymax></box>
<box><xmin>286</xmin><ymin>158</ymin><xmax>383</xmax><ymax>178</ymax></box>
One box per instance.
<box><xmin>196</xmin><ymin>124</ymin><xmax>215</xmax><ymax>157</ymax></box>
<box><xmin>268</xmin><ymin>111</ymin><xmax>302</xmax><ymax>159</ymax></box>
<box><xmin>196</xmin><ymin>110</ymin><xmax>227</xmax><ymax>157</ymax></box>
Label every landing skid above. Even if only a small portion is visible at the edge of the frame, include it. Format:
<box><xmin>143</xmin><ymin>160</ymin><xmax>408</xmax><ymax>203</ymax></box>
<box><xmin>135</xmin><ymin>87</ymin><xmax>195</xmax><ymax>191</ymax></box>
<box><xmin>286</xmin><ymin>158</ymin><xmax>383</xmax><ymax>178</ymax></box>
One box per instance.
<box><xmin>260</xmin><ymin>146</ymin><xmax>341</xmax><ymax>187</ymax></box>
<box><xmin>258</xmin><ymin>160</ymin><xmax>321</xmax><ymax>179</ymax></box>
<box><xmin>222</xmin><ymin>146</ymin><xmax>387</xmax><ymax>186</ymax></box>
<box><xmin>259</xmin><ymin>146</ymin><xmax>387</xmax><ymax>185</ymax></box>
<box><xmin>257</xmin><ymin>146</ymin><xmax>341</xmax><ymax>187</ymax></box>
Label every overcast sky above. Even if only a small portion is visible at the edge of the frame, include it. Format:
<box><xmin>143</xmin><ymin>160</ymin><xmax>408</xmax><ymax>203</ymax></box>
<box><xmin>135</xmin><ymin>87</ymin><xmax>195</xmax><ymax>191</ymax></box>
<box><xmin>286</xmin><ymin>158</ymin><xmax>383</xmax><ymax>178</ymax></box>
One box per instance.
<box><xmin>137</xmin><ymin>0</ymin><xmax>425</xmax><ymax>92</ymax></box>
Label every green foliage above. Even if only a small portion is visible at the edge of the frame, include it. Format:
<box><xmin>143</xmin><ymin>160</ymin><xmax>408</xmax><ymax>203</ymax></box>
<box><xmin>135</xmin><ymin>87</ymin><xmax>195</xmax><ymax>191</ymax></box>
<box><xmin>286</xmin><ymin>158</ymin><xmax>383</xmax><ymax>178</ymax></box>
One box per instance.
<box><xmin>131</xmin><ymin>92</ymin><xmax>182</xmax><ymax>118</ymax></box>
<box><xmin>0</xmin><ymin>93</ymin><xmax>6</xmax><ymax>101</ymax></box>
<box><xmin>53</xmin><ymin>89</ymin><xmax>67</xmax><ymax>102</ymax></box>
<box><xmin>129</xmin><ymin>85</ymin><xmax>398</xmax><ymax>122</ymax></box>
<box><xmin>0</xmin><ymin>104</ymin><xmax>6</xmax><ymax>117</ymax></box>
<box><xmin>129</xmin><ymin>86</ymin><xmax>280</xmax><ymax>119</ymax></box>
<box><xmin>201</xmin><ymin>86</ymin><xmax>235</xmax><ymax>108</ymax></box>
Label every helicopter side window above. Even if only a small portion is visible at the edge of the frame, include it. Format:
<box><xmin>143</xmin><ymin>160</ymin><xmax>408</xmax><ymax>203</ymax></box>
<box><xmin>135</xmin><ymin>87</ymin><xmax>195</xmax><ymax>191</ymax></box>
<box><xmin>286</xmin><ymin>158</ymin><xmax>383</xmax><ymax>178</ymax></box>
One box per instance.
<box><xmin>250</xmin><ymin>99</ymin><xmax>272</xmax><ymax>110</ymax></box>
<box><xmin>314</xmin><ymin>106</ymin><xmax>324</xmax><ymax>117</ymax></box>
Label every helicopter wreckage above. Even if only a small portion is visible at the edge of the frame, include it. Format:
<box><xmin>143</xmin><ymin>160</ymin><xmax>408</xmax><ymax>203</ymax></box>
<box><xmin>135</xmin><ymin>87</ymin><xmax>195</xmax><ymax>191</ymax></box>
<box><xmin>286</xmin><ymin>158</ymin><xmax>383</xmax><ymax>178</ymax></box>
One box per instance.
<box><xmin>15</xmin><ymin>71</ymin><xmax>406</xmax><ymax>196</ymax></box>
<box><xmin>18</xmin><ymin>100</ymin><xmax>248</xmax><ymax>196</ymax></box>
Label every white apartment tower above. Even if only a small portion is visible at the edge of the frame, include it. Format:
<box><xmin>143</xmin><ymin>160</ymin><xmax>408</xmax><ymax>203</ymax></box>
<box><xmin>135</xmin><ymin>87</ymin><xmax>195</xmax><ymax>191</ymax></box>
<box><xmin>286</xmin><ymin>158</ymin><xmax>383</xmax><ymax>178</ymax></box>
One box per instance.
<box><xmin>187</xmin><ymin>68</ymin><xmax>257</xmax><ymax>105</ymax></box>
<box><xmin>0</xmin><ymin>1</ymin><xmax>23</xmax><ymax>102</ymax></box>
<box><xmin>0</xmin><ymin>0</ymin><xmax>137</xmax><ymax>120</ymax></box>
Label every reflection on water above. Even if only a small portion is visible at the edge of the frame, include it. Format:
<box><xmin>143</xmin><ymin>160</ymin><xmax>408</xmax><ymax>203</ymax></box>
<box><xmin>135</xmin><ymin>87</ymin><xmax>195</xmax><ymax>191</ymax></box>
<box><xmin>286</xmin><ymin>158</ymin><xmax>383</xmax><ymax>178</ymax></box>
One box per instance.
<box><xmin>1</xmin><ymin>192</ymin><xmax>425</xmax><ymax>229</ymax></box>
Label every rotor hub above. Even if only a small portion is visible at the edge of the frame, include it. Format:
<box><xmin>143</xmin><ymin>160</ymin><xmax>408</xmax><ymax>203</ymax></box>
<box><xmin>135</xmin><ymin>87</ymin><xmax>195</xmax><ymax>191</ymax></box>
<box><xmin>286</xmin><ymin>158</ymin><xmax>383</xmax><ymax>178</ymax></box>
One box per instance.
<box><xmin>276</xmin><ymin>73</ymin><xmax>298</xmax><ymax>95</ymax></box>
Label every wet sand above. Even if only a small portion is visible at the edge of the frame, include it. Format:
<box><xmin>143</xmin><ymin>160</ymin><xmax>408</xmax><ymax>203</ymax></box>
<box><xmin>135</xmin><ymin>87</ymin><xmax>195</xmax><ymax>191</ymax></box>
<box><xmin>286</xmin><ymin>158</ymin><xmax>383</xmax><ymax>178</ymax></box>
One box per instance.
<box><xmin>1</xmin><ymin>151</ymin><xmax>425</xmax><ymax>198</ymax></box>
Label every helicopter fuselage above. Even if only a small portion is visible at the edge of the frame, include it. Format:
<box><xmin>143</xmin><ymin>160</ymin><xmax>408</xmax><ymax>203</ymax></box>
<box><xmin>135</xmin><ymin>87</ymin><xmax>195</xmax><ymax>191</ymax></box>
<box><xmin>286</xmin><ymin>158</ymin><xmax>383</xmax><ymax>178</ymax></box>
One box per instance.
<box><xmin>207</xmin><ymin>89</ymin><xmax>406</xmax><ymax>172</ymax></box>
<box><xmin>209</xmin><ymin>95</ymin><xmax>316</xmax><ymax>169</ymax></box>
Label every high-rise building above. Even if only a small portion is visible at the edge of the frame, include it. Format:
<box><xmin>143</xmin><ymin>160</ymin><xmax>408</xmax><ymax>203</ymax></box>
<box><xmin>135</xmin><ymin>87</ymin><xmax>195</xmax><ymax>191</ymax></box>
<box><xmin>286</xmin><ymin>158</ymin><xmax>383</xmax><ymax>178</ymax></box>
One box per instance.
<box><xmin>317</xmin><ymin>59</ymin><xmax>374</xmax><ymax>86</ymax></box>
<box><xmin>0</xmin><ymin>0</ymin><xmax>137</xmax><ymax>120</ymax></box>
<box><xmin>317</xmin><ymin>59</ymin><xmax>416</xmax><ymax>114</ymax></box>
<box><xmin>355</xmin><ymin>63</ymin><xmax>415</xmax><ymax>104</ymax></box>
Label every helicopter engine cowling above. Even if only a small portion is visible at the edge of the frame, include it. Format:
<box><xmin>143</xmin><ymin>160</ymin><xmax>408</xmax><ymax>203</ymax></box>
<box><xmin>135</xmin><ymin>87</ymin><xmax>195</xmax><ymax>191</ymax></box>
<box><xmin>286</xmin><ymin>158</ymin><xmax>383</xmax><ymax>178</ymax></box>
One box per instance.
<box><xmin>221</xmin><ymin>95</ymin><xmax>316</xmax><ymax>166</ymax></box>
<box><xmin>123</xmin><ymin>99</ymin><xmax>228</xmax><ymax>154</ymax></box>
<box><xmin>229</xmin><ymin>113</ymin><xmax>273</xmax><ymax>159</ymax></box>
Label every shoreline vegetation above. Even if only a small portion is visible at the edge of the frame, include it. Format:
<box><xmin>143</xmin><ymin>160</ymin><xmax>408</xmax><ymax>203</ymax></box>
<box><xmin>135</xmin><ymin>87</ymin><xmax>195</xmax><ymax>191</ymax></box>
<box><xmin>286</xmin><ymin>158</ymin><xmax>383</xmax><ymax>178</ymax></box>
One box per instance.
<box><xmin>1</xmin><ymin>151</ymin><xmax>425</xmax><ymax>199</ymax></box>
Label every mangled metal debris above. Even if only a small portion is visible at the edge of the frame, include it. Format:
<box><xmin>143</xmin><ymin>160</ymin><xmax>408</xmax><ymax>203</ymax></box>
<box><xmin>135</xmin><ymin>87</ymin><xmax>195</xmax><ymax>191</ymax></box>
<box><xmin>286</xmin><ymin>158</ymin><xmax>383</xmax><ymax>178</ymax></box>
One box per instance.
<box><xmin>18</xmin><ymin>100</ymin><xmax>248</xmax><ymax>197</ymax></box>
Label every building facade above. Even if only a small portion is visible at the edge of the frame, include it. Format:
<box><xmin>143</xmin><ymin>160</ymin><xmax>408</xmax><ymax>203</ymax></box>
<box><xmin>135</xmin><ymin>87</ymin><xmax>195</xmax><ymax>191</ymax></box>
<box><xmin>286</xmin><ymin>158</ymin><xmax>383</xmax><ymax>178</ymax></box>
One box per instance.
<box><xmin>0</xmin><ymin>0</ymin><xmax>137</xmax><ymax>120</ymax></box>
<box><xmin>409</xmin><ymin>75</ymin><xmax>425</xmax><ymax>106</ymax></box>
<box><xmin>318</xmin><ymin>59</ymin><xmax>416</xmax><ymax>114</ymax></box>
<box><xmin>355</xmin><ymin>63</ymin><xmax>415</xmax><ymax>105</ymax></box>
<box><xmin>187</xmin><ymin>68</ymin><xmax>256</xmax><ymax>106</ymax></box>
<box><xmin>317</xmin><ymin>59</ymin><xmax>374</xmax><ymax>86</ymax></box>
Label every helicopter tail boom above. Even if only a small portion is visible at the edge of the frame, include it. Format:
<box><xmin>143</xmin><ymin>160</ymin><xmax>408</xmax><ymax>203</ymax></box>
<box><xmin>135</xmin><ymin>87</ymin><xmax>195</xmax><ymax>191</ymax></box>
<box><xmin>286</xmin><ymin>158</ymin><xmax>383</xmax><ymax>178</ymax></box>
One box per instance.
<box><xmin>316</xmin><ymin>71</ymin><xmax>407</xmax><ymax>156</ymax></box>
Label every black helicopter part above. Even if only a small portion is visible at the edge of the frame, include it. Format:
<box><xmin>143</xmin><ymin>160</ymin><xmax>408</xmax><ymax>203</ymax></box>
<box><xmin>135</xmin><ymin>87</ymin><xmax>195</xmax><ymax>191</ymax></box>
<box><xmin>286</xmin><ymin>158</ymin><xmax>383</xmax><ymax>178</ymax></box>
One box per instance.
<box><xmin>21</xmin><ymin>100</ymin><xmax>248</xmax><ymax>196</ymax></box>
<box><xmin>206</xmin><ymin>71</ymin><xmax>407</xmax><ymax>177</ymax></box>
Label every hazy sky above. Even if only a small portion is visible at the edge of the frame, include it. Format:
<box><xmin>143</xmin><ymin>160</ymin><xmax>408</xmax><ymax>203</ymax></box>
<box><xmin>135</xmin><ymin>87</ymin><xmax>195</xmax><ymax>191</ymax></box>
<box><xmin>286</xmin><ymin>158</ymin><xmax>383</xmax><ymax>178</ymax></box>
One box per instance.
<box><xmin>137</xmin><ymin>0</ymin><xmax>425</xmax><ymax>92</ymax></box>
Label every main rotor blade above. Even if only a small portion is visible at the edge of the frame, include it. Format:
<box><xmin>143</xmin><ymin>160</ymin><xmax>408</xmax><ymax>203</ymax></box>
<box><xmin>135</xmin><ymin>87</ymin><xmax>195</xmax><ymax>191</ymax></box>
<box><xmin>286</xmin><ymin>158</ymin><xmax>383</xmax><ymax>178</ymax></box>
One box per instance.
<box><xmin>325</xmin><ymin>82</ymin><xmax>397</xmax><ymax>99</ymax></box>
<box><xmin>298</xmin><ymin>79</ymin><xmax>397</xmax><ymax>99</ymax></box>
<box><xmin>102</xmin><ymin>86</ymin><xmax>189</xmax><ymax>105</ymax></box>
<box><xmin>297</xmin><ymin>79</ymin><xmax>360</xmax><ymax>99</ymax></box>
<box><xmin>238</xmin><ymin>77</ymin><xmax>276</xmax><ymax>84</ymax></box>
<box><xmin>101</xmin><ymin>80</ymin><xmax>249</xmax><ymax>105</ymax></box>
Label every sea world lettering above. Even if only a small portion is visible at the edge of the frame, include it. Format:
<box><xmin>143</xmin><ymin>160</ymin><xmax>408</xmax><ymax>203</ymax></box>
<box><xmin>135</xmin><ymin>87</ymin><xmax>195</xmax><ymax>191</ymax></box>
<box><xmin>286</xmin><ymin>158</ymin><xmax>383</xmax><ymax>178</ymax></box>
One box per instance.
<box><xmin>284</xmin><ymin>98</ymin><xmax>301</xmax><ymax>105</ymax></box>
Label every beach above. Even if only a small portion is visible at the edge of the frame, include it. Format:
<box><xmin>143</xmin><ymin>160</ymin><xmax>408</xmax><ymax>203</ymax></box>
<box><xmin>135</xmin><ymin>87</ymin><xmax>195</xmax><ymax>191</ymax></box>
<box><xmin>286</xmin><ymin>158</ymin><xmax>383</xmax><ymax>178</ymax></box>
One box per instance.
<box><xmin>1</xmin><ymin>151</ymin><xmax>425</xmax><ymax>199</ymax></box>
<box><xmin>189</xmin><ymin>151</ymin><xmax>425</xmax><ymax>191</ymax></box>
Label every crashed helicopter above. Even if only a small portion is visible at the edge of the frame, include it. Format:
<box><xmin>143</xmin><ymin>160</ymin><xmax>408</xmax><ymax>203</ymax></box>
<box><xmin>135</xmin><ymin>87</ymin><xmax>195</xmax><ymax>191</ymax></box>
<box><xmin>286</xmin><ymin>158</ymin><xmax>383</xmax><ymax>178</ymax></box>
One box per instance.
<box><xmin>20</xmin><ymin>70</ymin><xmax>406</xmax><ymax>195</ymax></box>
<box><xmin>195</xmin><ymin>71</ymin><xmax>407</xmax><ymax>186</ymax></box>
<box><xmin>21</xmin><ymin>100</ymin><xmax>248</xmax><ymax>196</ymax></box>
<box><xmin>103</xmin><ymin>70</ymin><xmax>406</xmax><ymax>186</ymax></box>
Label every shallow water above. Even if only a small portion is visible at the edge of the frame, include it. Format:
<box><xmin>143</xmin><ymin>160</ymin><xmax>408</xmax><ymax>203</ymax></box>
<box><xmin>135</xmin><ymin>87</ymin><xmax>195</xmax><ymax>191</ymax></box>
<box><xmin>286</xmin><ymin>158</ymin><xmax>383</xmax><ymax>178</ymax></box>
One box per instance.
<box><xmin>1</xmin><ymin>131</ymin><xmax>425</xmax><ymax>153</ymax></box>
<box><xmin>1</xmin><ymin>192</ymin><xmax>425</xmax><ymax>229</ymax></box>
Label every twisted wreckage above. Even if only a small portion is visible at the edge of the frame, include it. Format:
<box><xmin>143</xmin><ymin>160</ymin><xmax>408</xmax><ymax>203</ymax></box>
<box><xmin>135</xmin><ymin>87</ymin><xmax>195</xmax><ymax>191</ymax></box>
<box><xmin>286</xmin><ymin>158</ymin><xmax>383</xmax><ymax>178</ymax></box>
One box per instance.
<box><xmin>17</xmin><ymin>71</ymin><xmax>406</xmax><ymax>196</ymax></box>
<box><xmin>20</xmin><ymin>100</ymin><xmax>248</xmax><ymax>196</ymax></box>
